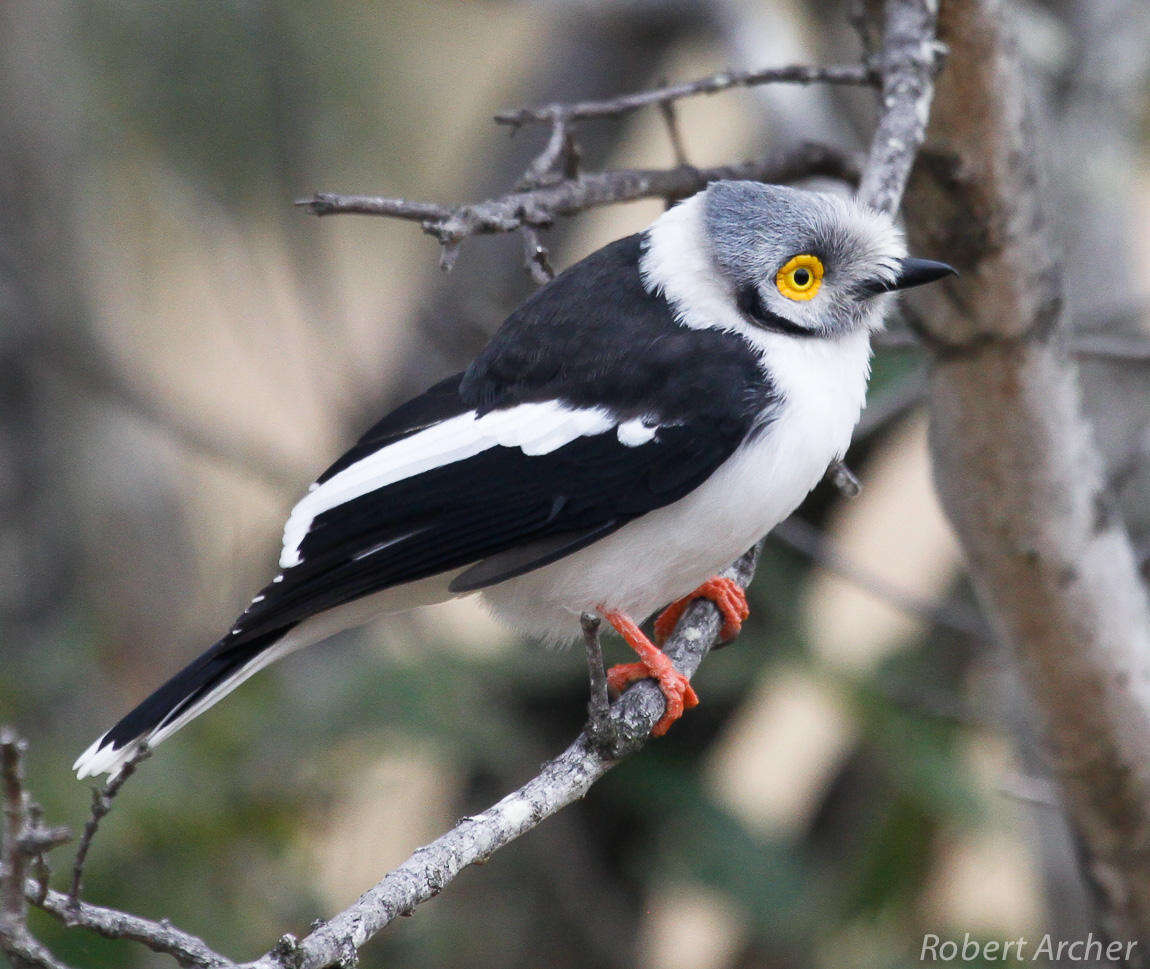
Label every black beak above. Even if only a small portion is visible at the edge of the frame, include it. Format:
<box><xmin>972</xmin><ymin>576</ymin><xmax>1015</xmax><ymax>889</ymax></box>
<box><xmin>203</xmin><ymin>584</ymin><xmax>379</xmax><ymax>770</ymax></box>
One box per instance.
<box><xmin>859</xmin><ymin>257</ymin><xmax>957</xmax><ymax>297</ymax></box>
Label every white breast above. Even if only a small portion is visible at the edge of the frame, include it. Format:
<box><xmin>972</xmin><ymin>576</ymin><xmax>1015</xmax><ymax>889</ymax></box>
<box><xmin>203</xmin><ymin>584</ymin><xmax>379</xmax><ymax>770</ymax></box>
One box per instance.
<box><xmin>480</xmin><ymin>327</ymin><xmax>870</xmax><ymax>641</ymax></box>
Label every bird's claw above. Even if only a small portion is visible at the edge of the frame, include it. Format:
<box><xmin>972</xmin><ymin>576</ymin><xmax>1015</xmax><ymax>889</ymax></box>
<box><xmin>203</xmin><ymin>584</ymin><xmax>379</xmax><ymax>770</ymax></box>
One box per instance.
<box><xmin>653</xmin><ymin>576</ymin><xmax>749</xmax><ymax>646</ymax></box>
<box><xmin>606</xmin><ymin>658</ymin><xmax>699</xmax><ymax>737</ymax></box>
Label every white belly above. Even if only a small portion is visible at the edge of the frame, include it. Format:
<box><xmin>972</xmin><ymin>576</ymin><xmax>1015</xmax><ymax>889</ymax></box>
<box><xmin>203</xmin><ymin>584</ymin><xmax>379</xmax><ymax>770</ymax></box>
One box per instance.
<box><xmin>480</xmin><ymin>331</ymin><xmax>871</xmax><ymax>641</ymax></box>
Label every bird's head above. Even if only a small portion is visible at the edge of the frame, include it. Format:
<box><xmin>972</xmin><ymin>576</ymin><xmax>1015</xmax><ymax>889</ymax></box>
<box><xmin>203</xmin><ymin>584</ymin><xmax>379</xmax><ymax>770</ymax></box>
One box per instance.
<box><xmin>701</xmin><ymin>180</ymin><xmax>954</xmax><ymax>338</ymax></box>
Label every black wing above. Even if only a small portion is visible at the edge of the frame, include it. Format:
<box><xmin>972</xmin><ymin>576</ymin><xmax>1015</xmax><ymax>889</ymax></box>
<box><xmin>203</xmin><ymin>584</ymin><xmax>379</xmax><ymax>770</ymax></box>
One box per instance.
<box><xmin>231</xmin><ymin>409</ymin><xmax>752</xmax><ymax>642</ymax></box>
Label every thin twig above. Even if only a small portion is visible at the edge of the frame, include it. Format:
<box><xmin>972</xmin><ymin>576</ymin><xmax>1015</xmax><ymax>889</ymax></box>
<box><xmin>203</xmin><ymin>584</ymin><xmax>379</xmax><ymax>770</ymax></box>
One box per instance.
<box><xmin>520</xmin><ymin>224</ymin><xmax>555</xmax><ymax>285</ymax></box>
<box><xmin>772</xmin><ymin>516</ymin><xmax>991</xmax><ymax>642</ymax></box>
<box><xmin>580</xmin><ymin>613</ymin><xmax>615</xmax><ymax>750</ymax></box>
<box><xmin>22</xmin><ymin>804</ymin><xmax>68</xmax><ymax>907</ymax></box>
<box><xmin>517</xmin><ymin>116</ymin><xmax>578</xmax><ymax>190</ymax></box>
<box><xmin>68</xmin><ymin>744</ymin><xmax>150</xmax><ymax>911</ymax></box>
<box><xmin>32</xmin><ymin>883</ymin><xmax>232</xmax><ymax>969</ymax></box>
<box><xmin>875</xmin><ymin>325</ymin><xmax>1150</xmax><ymax>362</ymax></box>
<box><xmin>494</xmin><ymin>63</ymin><xmax>879</xmax><ymax>127</ymax></box>
<box><xmin>296</xmin><ymin>144</ymin><xmax>860</xmax><ymax>252</ymax></box>
<box><xmin>658</xmin><ymin>100</ymin><xmax>689</xmax><ymax>168</ymax></box>
<box><xmin>1066</xmin><ymin>332</ymin><xmax>1150</xmax><ymax>362</ymax></box>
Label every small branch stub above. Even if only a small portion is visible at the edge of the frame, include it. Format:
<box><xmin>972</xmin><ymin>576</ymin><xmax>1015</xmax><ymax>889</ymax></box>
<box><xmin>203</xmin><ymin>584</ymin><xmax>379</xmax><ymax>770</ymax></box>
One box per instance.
<box><xmin>69</xmin><ymin>743</ymin><xmax>150</xmax><ymax>911</ymax></box>
<box><xmin>580</xmin><ymin>613</ymin><xmax>616</xmax><ymax>750</ymax></box>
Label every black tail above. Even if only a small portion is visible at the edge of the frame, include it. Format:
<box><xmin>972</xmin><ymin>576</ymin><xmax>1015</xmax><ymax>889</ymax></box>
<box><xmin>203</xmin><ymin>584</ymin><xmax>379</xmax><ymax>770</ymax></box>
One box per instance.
<box><xmin>75</xmin><ymin>625</ymin><xmax>293</xmax><ymax>778</ymax></box>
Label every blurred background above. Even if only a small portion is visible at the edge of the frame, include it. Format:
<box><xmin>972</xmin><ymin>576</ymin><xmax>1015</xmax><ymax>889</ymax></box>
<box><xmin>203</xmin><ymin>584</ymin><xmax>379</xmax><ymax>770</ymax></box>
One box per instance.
<box><xmin>1</xmin><ymin>1</ymin><xmax>1148</xmax><ymax>967</ymax></box>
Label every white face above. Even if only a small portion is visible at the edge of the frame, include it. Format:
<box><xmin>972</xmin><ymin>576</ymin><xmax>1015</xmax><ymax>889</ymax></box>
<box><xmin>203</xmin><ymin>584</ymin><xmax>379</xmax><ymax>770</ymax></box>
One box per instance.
<box><xmin>702</xmin><ymin>182</ymin><xmax>907</xmax><ymax>338</ymax></box>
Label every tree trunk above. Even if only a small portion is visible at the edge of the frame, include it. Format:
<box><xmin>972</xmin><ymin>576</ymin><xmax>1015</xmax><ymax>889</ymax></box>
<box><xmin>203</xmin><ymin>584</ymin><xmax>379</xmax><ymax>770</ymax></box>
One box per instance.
<box><xmin>906</xmin><ymin>0</ymin><xmax>1150</xmax><ymax>950</ymax></box>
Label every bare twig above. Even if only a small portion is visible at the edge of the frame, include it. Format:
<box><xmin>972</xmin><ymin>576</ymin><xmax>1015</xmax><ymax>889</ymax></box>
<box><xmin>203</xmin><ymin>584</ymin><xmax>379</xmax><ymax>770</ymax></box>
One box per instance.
<box><xmin>516</xmin><ymin>116</ymin><xmax>581</xmax><ymax>190</ymax></box>
<box><xmin>997</xmin><ymin>773</ymin><xmax>1061</xmax><ymax>809</ymax></box>
<box><xmin>68</xmin><ymin>743</ymin><xmax>150</xmax><ymax>910</ymax></box>
<box><xmin>23</xmin><ymin>805</ymin><xmax>68</xmax><ymax>908</ymax></box>
<box><xmin>494</xmin><ymin>63</ymin><xmax>879</xmax><ymax>128</ymax></box>
<box><xmin>580</xmin><ymin>613</ymin><xmax>615</xmax><ymax>749</ymax></box>
<box><xmin>296</xmin><ymin>144</ymin><xmax>860</xmax><ymax>249</ymax></box>
<box><xmin>32</xmin><ymin>883</ymin><xmax>232</xmax><ymax>969</ymax></box>
<box><xmin>658</xmin><ymin>100</ymin><xmax>689</xmax><ymax>168</ymax></box>
<box><xmin>1065</xmin><ymin>331</ymin><xmax>1150</xmax><ymax>363</ymax></box>
<box><xmin>520</xmin><ymin>224</ymin><xmax>555</xmax><ymax>285</ymax></box>
<box><xmin>771</xmin><ymin>516</ymin><xmax>990</xmax><ymax>641</ymax></box>
<box><xmin>875</xmin><ymin>324</ymin><xmax>1150</xmax><ymax>362</ymax></box>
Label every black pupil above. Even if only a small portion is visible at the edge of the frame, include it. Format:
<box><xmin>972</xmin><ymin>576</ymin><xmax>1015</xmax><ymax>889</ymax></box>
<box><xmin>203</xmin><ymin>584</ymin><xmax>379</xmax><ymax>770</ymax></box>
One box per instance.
<box><xmin>793</xmin><ymin>268</ymin><xmax>811</xmax><ymax>286</ymax></box>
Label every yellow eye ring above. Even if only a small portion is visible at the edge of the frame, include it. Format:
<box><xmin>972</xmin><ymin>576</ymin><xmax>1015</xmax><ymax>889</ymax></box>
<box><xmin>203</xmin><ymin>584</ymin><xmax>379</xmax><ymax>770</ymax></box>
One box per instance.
<box><xmin>776</xmin><ymin>254</ymin><xmax>824</xmax><ymax>301</ymax></box>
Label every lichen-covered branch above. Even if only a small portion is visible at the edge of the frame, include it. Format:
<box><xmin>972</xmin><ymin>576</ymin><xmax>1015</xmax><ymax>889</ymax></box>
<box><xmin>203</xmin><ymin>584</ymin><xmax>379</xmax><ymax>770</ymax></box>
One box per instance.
<box><xmin>856</xmin><ymin>0</ymin><xmax>943</xmax><ymax>213</ymax></box>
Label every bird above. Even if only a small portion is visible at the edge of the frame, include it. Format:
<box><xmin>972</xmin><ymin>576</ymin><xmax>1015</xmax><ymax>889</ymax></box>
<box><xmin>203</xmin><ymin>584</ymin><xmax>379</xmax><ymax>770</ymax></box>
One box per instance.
<box><xmin>74</xmin><ymin>180</ymin><xmax>954</xmax><ymax>779</ymax></box>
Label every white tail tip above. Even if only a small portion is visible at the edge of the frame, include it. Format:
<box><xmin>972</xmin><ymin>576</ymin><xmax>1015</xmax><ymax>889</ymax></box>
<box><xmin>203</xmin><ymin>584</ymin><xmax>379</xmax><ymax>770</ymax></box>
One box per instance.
<box><xmin>73</xmin><ymin>734</ymin><xmax>143</xmax><ymax>780</ymax></box>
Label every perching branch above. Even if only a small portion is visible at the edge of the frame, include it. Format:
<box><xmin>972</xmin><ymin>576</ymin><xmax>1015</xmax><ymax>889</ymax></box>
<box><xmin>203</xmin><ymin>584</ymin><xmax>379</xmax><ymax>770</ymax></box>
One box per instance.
<box><xmin>2</xmin><ymin>5</ymin><xmax>945</xmax><ymax>967</ymax></box>
<box><xmin>34</xmin><ymin>881</ymin><xmax>232</xmax><ymax>969</ymax></box>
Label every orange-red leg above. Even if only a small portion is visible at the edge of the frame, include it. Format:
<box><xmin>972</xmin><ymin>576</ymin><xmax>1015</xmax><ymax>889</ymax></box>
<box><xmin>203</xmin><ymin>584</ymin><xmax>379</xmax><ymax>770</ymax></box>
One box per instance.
<box><xmin>653</xmin><ymin>577</ymin><xmax>749</xmax><ymax>646</ymax></box>
<box><xmin>601</xmin><ymin>609</ymin><xmax>698</xmax><ymax>737</ymax></box>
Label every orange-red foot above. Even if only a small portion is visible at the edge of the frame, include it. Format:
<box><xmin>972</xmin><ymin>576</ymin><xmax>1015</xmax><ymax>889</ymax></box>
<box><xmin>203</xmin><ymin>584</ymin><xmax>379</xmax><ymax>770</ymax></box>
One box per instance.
<box><xmin>653</xmin><ymin>576</ymin><xmax>750</xmax><ymax>646</ymax></box>
<box><xmin>601</xmin><ymin>609</ymin><xmax>699</xmax><ymax>737</ymax></box>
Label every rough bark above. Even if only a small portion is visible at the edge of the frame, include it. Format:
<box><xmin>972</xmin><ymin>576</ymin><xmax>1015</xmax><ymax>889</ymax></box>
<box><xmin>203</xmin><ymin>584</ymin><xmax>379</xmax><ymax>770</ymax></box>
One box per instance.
<box><xmin>905</xmin><ymin>0</ymin><xmax>1150</xmax><ymax>948</ymax></box>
